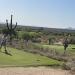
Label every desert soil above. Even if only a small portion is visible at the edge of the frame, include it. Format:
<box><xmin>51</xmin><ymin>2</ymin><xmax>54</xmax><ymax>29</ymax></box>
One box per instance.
<box><xmin>0</xmin><ymin>67</ymin><xmax>72</xmax><ymax>75</ymax></box>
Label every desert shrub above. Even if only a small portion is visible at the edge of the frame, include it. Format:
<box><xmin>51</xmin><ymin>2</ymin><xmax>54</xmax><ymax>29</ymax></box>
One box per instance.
<box><xmin>22</xmin><ymin>32</ymin><xmax>30</xmax><ymax>41</ymax></box>
<box><xmin>62</xmin><ymin>62</ymin><xmax>72</xmax><ymax>70</ymax></box>
<box><xmin>62</xmin><ymin>59</ymin><xmax>75</xmax><ymax>71</ymax></box>
<box><xmin>69</xmin><ymin>38</ymin><xmax>75</xmax><ymax>44</ymax></box>
<box><xmin>31</xmin><ymin>38</ymin><xmax>41</xmax><ymax>43</ymax></box>
<box><xmin>48</xmin><ymin>36</ymin><xmax>56</xmax><ymax>45</ymax></box>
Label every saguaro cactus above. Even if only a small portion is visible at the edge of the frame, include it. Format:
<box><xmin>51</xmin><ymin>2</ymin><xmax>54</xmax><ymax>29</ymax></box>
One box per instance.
<box><xmin>6</xmin><ymin>15</ymin><xmax>17</xmax><ymax>44</ymax></box>
<box><xmin>0</xmin><ymin>15</ymin><xmax>17</xmax><ymax>54</ymax></box>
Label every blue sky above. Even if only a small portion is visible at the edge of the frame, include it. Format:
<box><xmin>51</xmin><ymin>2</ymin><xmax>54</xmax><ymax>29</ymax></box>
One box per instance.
<box><xmin>0</xmin><ymin>0</ymin><xmax>75</xmax><ymax>28</ymax></box>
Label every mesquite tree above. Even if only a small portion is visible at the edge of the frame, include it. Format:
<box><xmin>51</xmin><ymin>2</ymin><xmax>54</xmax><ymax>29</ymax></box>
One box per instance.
<box><xmin>63</xmin><ymin>34</ymin><xmax>70</xmax><ymax>55</ymax></box>
<box><xmin>63</xmin><ymin>38</ymin><xmax>69</xmax><ymax>54</ymax></box>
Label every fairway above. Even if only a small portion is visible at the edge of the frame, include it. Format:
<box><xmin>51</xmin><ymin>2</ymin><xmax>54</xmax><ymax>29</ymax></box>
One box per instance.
<box><xmin>42</xmin><ymin>44</ymin><xmax>75</xmax><ymax>54</ymax></box>
<box><xmin>0</xmin><ymin>47</ymin><xmax>62</xmax><ymax>67</ymax></box>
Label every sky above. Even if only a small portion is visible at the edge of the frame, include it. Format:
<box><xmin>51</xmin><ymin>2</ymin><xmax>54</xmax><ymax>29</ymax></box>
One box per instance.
<box><xmin>0</xmin><ymin>0</ymin><xmax>75</xmax><ymax>28</ymax></box>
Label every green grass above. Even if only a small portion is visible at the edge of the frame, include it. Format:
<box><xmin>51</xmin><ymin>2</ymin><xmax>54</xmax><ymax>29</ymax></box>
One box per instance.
<box><xmin>34</xmin><ymin>43</ymin><xmax>75</xmax><ymax>57</ymax></box>
<box><xmin>43</xmin><ymin>44</ymin><xmax>75</xmax><ymax>56</ymax></box>
<box><xmin>0</xmin><ymin>47</ymin><xmax>62</xmax><ymax>67</ymax></box>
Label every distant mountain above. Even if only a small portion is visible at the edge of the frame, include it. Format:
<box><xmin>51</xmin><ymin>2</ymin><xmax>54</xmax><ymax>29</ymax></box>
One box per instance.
<box><xmin>66</xmin><ymin>27</ymin><xmax>75</xmax><ymax>30</ymax></box>
<box><xmin>0</xmin><ymin>23</ymin><xmax>75</xmax><ymax>34</ymax></box>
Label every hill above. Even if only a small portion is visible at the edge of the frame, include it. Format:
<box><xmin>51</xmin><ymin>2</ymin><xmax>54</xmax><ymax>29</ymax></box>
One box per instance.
<box><xmin>0</xmin><ymin>23</ymin><xmax>75</xmax><ymax>34</ymax></box>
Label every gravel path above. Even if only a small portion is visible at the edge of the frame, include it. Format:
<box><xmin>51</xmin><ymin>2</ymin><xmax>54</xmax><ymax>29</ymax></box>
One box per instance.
<box><xmin>0</xmin><ymin>67</ymin><xmax>71</xmax><ymax>75</ymax></box>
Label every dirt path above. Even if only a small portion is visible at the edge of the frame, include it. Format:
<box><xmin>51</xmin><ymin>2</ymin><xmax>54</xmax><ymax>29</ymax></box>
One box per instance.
<box><xmin>0</xmin><ymin>67</ymin><xmax>71</xmax><ymax>75</ymax></box>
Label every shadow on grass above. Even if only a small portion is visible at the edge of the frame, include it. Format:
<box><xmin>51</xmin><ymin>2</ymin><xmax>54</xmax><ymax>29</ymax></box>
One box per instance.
<box><xmin>0</xmin><ymin>50</ymin><xmax>12</xmax><ymax>56</ymax></box>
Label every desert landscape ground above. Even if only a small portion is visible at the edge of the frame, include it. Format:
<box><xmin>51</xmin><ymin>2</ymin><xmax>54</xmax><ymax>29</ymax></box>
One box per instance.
<box><xmin>0</xmin><ymin>1</ymin><xmax>75</xmax><ymax>74</ymax></box>
<box><xmin>0</xmin><ymin>67</ymin><xmax>71</xmax><ymax>75</ymax></box>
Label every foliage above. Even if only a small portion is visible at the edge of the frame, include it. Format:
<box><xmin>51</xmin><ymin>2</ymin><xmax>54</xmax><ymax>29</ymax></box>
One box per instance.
<box><xmin>48</xmin><ymin>36</ymin><xmax>56</xmax><ymax>45</ymax></box>
<box><xmin>22</xmin><ymin>32</ymin><xmax>30</xmax><ymax>41</ymax></box>
<box><xmin>18</xmin><ymin>31</ymin><xmax>41</xmax><ymax>43</ymax></box>
<box><xmin>69</xmin><ymin>36</ymin><xmax>75</xmax><ymax>44</ymax></box>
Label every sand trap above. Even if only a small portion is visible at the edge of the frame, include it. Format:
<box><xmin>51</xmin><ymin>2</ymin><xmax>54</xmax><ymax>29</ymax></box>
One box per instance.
<box><xmin>0</xmin><ymin>67</ymin><xmax>71</xmax><ymax>75</ymax></box>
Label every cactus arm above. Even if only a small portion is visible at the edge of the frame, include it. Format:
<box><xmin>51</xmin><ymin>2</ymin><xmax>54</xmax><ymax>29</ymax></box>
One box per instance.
<box><xmin>13</xmin><ymin>22</ymin><xmax>17</xmax><ymax>30</ymax></box>
<box><xmin>10</xmin><ymin>15</ymin><xmax>13</xmax><ymax>29</ymax></box>
<box><xmin>6</xmin><ymin>19</ymin><xmax>9</xmax><ymax>30</ymax></box>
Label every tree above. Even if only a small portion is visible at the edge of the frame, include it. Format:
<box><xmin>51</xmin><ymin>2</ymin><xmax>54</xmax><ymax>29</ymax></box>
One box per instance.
<box><xmin>63</xmin><ymin>38</ymin><xmax>69</xmax><ymax>54</ymax></box>
<box><xmin>22</xmin><ymin>32</ymin><xmax>30</xmax><ymax>42</ymax></box>
<box><xmin>48</xmin><ymin>36</ymin><xmax>55</xmax><ymax>45</ymax></box>
<box><xmin>21</xmin><ymin>32</ymin><xmax>31</xmax><ymax>47</ymax></box>
<box><xmin>29</xmin><ymin>32</ymin><xmax>41</xmax><ymax>43</ymax></box>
